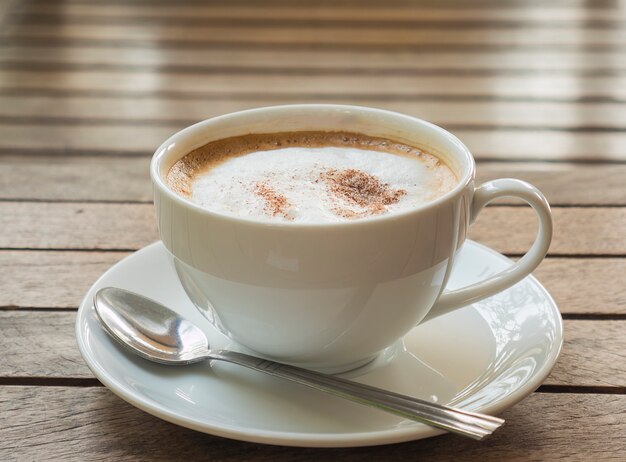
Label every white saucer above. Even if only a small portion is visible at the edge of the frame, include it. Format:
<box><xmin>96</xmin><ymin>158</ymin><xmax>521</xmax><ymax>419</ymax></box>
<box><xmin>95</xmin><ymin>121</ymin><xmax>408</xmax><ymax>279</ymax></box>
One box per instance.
<box><xmin>76</xmin><ymin>240</ymin><xmax>562</xmax><ymax>448</ymax></box>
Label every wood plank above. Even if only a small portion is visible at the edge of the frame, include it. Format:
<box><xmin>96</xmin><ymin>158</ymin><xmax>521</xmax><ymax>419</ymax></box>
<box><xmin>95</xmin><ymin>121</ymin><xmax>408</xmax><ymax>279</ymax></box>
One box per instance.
<box><xmin>1</xmin><ymin>96</ymin><xmax>625</xmax><ymax>129</ymax></box>
<box><xmin>16</xmin><ymin>0</ymin><xmax>624</xmax><ymax>6</ymax></box>
<box><xmin>6</xmin><ymin>23</ymin><xmax>626</xmax><ymax>47</ymax></box>
<box><xmin>0</xmin><ymin>202</ymin><xmax>158</xmax><ymax>250</ymax></box>
<box><xmin>546</xmin><ymin>320</ymin><xmax>626</xmax><ymax>387</ymax></box>
<box><xmin>0</xmin><ymin>389</ymin><xmax>622</xmax><ymax>461</ymax></box>
<box><xmin>0</xmin><ymin>203</ymin><xmax>623</xmax><ymax>255</ymax></box>
<box><xmin>0</xmin><ymin>311</ymin><xmax>623</xmax><ymax>388</ymax></box>
<box><xmin>0</xmin><ymin>155</ymin><xmax>152</xmax><ymax>202</ymax></box>
<box><xmin>453</xmin><ymin>130</ymin><xmax>626</xmax><ymax>161</ymax></box>
<box><xmin>2</xmin><ymin>251</ymin><xmax>625</xmax><ymax>315</ymax></box>
<box><xmin>15</xmin><ymin>4</ymin><xmax>626</xmax><ymax>23</ymax></box>
<box><xmin>1</xmin><ymin>124</ymin><xmax>625</xmax><ymax>161</ymax></box>
<box><xmin>0</xmin><ymin>312</ymin><xmax>85</xmax><ymax>378</ymax></box>
<box><xmin>475</xmin><ymin>162</ymin><xmax>626</xmax><ymax>206</ymax></box>
<box><xmin>1</xmin><ymin>250</ymin><xmax>622</xmax><ymax>314</ymax></box>
<box><xmin>1</xmin><ymin>70</ymin><xmax>625</xmax><ymax>101</ymax></box>
<box><xmin>0</xmin><ymin>251</ymin><xmax>130</xmax><ymax>309</ymax></box>
<box><xmin>469</xmin><ymin>207</ymin><xmax>626</xmax><ymax>256</ymax></box>
<box><xmin>532</xmin><ymin>259</ymin><xmax>626</xmax><ymax>316</ymax></box>
<box><xmin>1</xmin><ymin>155</ymin><xmax>624</xmax><ymax>206</ymax></box>
<box><xmin>2</xmin><ymin>46</ymin><xmax>624</xmax><ymax>72</ymax></box>
<box><xmin>0</xmin><ymin>123</ymin><xmax>175</xmax><ymax>154</ymax></box>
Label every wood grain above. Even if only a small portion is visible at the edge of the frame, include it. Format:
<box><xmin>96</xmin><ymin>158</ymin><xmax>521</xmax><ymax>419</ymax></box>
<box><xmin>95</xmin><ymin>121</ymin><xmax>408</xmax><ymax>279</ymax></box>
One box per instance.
<box><xmin>0</xmin><ymin>123</ymin><xmax>176</xmax><ymax>154</ymax></box>
<box><xmin>2</xmin><ymin>46</ymin><xmax>624</xmax><ymax>72</ymax></box>
<box><xmin>1</xmin><ymin>155</ymin><xmax>624</xmax><ymax>206</ymax></box>
<box><xmin>0</xmin><ymin>202</ymin><xmax>158</xmax><ymax>250</ymax></box>
<box><xmin>469</xmin><ymin>207</ymin><xmax>626</xmax><ymax>256</ymax></box>
<box><xmin>1</xmin><ymin>250</ymin><xmax>622</xmax><ymax>314</ymax></box>
<box><xmin>1</xmin><ymin>70</ymin><xmax>625</xmax><ymax>101</ymax></box>
<box><xmin>0</xmin><ymin>312</ymin><xmax>83</xmax><ymax>378</ymax></box>
<box><xmin>475</xmin><ymin>162</ymin><xmax>626</xmax><ymax>205</ymax></box>
<box><xmin>546</xmin><ymin>320</ymin><xmax>626</xmax><ymax>387</ymax></box>
<box><xmin>533</xmin><ymin>259</ymin><xmax>626</xmax><ymax>316</ymax></box>
<box><xmin>0</xmin><ymin>202</ymin><xmax>623</xmax><ymax>255</ymax></box>
<box><xmin>0</xmin><ymin>1</ymin><xmax>623</xmax><ymax>460</ymax></box>
<box><xmin>0</xmin><ymin>251</ymin><xmax>130</xmax><ymax>309</ymax></box>
<box><xmin>6</xmin><ymin>23</ymin><xmax>626</xmax><ymax>48</ymax></box>
<box><xmin>0</xmin><ymin>387</ymin><xmax>626</xmax><ymax>461</ymax></box>
<box><xmin>0</xmin><ymin>389</ymin><xmax>622</xmax><ymax>461</ymax></box>
<box><xmin>2</xmin><ymin>96</ymin><xmax>625</xmax><ymax>129</ymax></box>
<box><xmin>0</xmin><ymin>310</ymin><xmax>623</xmax><ymax>387</ymax></box>
<box><xmin>0</xmin><ymin>155</ymin><xmax>152</xmax><ymax>202</ymax></box>
<box><xmin>2</xmin><ymin>124</ymin><xmax>626</xmax><ymax>162</ymax></box>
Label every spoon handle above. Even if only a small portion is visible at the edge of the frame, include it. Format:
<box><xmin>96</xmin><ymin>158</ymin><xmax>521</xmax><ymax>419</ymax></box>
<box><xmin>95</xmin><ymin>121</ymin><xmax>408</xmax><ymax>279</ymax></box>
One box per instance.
<box><xmin>211</xmin><ymin>350</ymin><xmax>503</xmax><ymax>440</ymax></box>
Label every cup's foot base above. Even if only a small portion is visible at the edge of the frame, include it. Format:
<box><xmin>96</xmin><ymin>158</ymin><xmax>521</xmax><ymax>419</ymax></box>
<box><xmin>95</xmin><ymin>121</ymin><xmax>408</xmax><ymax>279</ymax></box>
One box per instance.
<box><xmin>287</xmin><ymin>355</ymin><xmax>380</xmax><ymax>375</ymax></box>
<box><xmin>192</xmin><ymin>297</ymin><xmax>405</xmax><ymax>375</ymax></box>
<box><xmin>240</xmin><ymin>340</ymin><xmax>406</xmax><ymax>376</ymax></box>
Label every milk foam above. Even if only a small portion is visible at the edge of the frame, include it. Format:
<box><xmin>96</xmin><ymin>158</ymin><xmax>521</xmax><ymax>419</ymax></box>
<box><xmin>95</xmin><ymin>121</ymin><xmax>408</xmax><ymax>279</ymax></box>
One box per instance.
<box><xmin>188</xmin><ymin>146</ymin><xmax>457</xmax><ymax>223</ymax></box>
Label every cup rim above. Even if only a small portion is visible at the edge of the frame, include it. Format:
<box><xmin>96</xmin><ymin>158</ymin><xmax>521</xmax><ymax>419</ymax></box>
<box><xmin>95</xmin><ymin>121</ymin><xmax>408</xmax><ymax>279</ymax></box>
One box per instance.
<box><xmin>150</xmin><ymin>104</ymin><xmax>475</xmax><ymax>228</ymax></box>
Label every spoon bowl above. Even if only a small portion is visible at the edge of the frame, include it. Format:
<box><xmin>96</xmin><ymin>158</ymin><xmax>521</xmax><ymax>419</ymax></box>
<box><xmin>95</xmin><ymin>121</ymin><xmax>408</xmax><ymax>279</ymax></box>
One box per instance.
<box><xmin>93</xmin><ymin>286</ymin><xmax>504</xmax><ymax>440</ymax></box>
<box><xmin>95</xmin><ymin>287</ymin><xmax>210</xmax><ymax>364</ymax></box>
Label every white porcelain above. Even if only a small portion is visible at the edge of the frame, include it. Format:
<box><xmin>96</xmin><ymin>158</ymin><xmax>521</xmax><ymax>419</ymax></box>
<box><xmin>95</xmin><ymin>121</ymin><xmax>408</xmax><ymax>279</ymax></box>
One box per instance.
<box><xmin>151</xmin><ymin>105</ymin><xmax>553</xmax><ymax>371</ymax></box>
<box><xmin>75</xmin><ymin>241</ymin><xmax>563</xmax><ymax>448</ymax></box>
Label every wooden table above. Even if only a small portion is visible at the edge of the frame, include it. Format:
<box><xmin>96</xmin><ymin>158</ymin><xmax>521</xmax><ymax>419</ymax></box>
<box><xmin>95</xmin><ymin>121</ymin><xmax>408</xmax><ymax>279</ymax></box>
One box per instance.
<box><xmin>1</xmin><ymin>0</ymin><xmax>625</xmax><ymax>460</ymax></box>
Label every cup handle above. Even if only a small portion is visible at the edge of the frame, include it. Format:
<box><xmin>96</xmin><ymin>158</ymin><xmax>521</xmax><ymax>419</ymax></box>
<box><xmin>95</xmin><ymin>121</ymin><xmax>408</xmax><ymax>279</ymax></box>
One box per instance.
<box><xmin>423</xmin><ymin>178</ymin><xmax>553</xmax><ymax>322</ymax></box>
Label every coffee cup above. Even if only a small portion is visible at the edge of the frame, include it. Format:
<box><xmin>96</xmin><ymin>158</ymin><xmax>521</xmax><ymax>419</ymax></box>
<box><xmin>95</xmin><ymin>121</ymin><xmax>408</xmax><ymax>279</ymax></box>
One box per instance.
<box><xmin>151</xmin><ymin>105</ymin><xmax>552</xmax><ymax>372</ymax></box>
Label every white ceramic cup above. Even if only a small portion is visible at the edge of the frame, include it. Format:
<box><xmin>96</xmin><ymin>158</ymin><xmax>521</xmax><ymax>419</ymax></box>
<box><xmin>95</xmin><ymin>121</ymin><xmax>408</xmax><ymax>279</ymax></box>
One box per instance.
<box><xmin>151</xmin><ymin>105</ymin><xmax>552</xmax><ymax>372</ymax></box>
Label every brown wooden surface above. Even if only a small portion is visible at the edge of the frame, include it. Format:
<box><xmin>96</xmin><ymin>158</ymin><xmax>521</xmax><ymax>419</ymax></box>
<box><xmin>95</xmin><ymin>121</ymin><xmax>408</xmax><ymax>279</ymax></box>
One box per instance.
<box><xmin>1</xmin><ymin>1</ymin><xmax>625</xmax><ymax>460</ymax></box>
<box><xmin>3</xmin><ymin>46</ymin><xmax>625</xmax><ymax>71</ymax></box>
<box><xmin>3</xmin><ymin>125</ymin><xmax>626</xmax><ymax>161</ymax></box>
<box><xmin>1</xmin><ymin>311</ymin><xmax>624</xmax><ymax>388</ymax></box>
<box><xmin>1</xmin><ymin>251</ymin><xmax>623</xmax><ymax>315</ymax></box>
<box><xmin>3</xmin><ymin>70</ymin><xmax>626</xmax><ymax>101</ymax></box>
<box><xmin>2</xmin><ymin>156</ymin><xmax>626</xmax><ymax>205</ymax></box>
<box><xmin>4</xmin><ymin>96</ymin><xmax>626</xmax><ymax>130</ymax></box>
<box><xmin>1</xmin><ymin>202</ymin><xmax>624</xmax><ymax>254</ymax></box>
<box><xmin>0</xmin><ymin>388</ymin><xmax>623</xmax><ymax>461</ymax></box>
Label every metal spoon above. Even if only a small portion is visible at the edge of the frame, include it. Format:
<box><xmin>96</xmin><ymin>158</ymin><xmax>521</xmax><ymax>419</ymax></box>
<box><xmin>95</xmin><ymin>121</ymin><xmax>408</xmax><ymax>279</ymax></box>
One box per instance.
<box><xmin>94</xmin><ymin>287</ymin><xmax>504</xmax><ymax>440</ymax></box>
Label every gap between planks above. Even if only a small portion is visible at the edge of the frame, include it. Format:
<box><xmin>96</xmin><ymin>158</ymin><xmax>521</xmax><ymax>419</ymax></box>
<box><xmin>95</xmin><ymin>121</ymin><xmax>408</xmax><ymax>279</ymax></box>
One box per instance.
<box><xmin>1</xmin><ymin>199</ymin><xmax>625</xmax><ymax>209</ymax></box>
<box><xmin>3</xmin><ymin>62</ymin><xmax>626</xmax><ymax>77</ymax></box>
<box><xmin>9</xmin><ymin>14</ymin><xmax>626</xmax><ymax>30</ymax></box>
<box><xmin>4</xmin><ymin>37</ymin><xmax>626</xmax><ymax>53</ymax></box>
<box><xmin>2</xmin><ymin>89</ymin><xmax>625</xmax><ymax>104</ymax></box>
<box><xmin>0</xmin><ymin>377</ymin><xmax>623</xmax><ymax>395</ymax></box>
<box><xmin>2</xmin><ymin>116</ymin><xmax>626</xmax><ymax>133</ymax></box>
<box><xmin>2</xmin><ymin>305</ymin><xmax>625</xmax><ymax>321</ymax></box>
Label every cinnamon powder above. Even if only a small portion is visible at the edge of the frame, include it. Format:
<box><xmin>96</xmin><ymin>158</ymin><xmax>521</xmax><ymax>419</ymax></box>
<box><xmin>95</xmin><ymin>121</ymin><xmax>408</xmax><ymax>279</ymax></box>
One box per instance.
<box><xmin>321</xmin><ymin>168</ymin><xmax>406</xmax><ymax>218</ymax></box>
<box><xmin>254</xmin><ymin>181</ymin><xmax>292</xmax><ymax>219</ymax></box>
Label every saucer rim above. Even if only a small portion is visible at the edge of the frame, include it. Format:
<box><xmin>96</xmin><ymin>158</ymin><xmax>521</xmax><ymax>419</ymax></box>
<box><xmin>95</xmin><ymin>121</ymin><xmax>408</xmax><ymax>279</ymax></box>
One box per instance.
<box><xmin>75</xmin><ymin>240</ymin><xmax>563</xmax><ymax>447</ymax></box>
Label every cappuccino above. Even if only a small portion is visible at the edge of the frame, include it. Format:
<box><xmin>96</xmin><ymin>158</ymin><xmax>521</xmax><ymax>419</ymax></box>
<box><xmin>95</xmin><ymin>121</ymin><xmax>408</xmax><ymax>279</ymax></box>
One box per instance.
<box><xmin>166</xmin><ymin>131</ymin><xmax>457</xmax><ymax>223</ymax></box>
